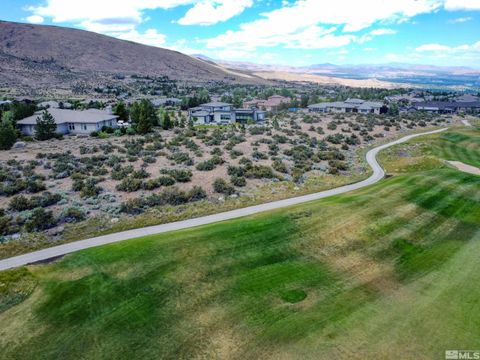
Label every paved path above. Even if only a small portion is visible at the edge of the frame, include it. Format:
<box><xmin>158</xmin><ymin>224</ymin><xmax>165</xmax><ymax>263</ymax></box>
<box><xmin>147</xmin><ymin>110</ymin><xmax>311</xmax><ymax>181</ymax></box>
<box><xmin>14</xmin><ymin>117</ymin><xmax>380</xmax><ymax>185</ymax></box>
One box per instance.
<box><xmin>447</xmin><ymin>161</ymin><xmax>480</xmax><ymax>176</ymax></box>
<box><xmin>0</xmin><ymin>128</ymin><xmax>448</xmax><ymax>271</ymax></box>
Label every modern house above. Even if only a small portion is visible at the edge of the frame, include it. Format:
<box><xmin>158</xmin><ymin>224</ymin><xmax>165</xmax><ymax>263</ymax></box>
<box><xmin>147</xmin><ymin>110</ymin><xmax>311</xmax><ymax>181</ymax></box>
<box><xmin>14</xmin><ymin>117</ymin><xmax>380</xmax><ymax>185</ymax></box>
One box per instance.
<box><xmin>17</xmin><ymin>108</ymin><xmax>119</xmax><ymax>136</ymax></box>
<box><xmin>308</xmin><ymin>98</ymin><xmax>384</xmax><ymax>114</ymax></box>
<box><xmin>243</xmin><ymin>95</ymin><xmax>291</xmax><ymax>111</ymax></box>
<box><xmin>413</xmin><ymin>101</ymin><xmax>480</xmax><ymax>114</ymax></box>
<box><xmin>188</xmin><ymin>102</ymin><xmax>265</xmax><ymax>125</ymax></box>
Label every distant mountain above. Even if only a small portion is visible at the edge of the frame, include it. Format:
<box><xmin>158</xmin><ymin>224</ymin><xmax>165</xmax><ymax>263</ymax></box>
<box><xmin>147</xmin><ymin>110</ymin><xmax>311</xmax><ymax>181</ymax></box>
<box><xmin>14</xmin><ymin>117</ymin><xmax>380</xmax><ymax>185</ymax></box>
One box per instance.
<box><xmin>0</xmin><ymin>21</ymin><xmax>263</xmax><ymax>95</ymax></box>
<box><xmin>201</xmin><ymin>56</ymin><xmax>480</xmax><ymax>90</ymax></box>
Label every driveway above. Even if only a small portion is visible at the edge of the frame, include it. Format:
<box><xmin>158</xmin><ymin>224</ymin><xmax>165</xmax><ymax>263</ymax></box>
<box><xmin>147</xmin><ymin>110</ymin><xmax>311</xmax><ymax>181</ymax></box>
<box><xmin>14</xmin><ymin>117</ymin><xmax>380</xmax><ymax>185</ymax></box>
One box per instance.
<box><xmin>0</xmin><ymin>128</ymin><xmax>448</xmax><ymax>271</ymax></box>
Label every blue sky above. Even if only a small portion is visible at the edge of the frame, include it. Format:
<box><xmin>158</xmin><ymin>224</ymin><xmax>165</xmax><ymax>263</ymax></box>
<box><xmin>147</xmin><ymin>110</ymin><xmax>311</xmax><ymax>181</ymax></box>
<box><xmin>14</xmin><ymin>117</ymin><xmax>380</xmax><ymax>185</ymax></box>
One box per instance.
<box><xmin>3</xmin><ymin>0</ymin><xmax>480</xmax><ymax>67</ymax></box>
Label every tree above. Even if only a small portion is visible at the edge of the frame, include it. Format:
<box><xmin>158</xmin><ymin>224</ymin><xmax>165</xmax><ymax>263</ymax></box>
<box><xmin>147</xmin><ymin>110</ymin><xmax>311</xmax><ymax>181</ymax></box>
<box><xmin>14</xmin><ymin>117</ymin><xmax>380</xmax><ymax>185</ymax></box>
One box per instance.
<box><xmin>0</xmin><ymin>119</ymin><xmax>17</xmax><ymax>150</ymax></box>
<box><xmin>162</xmin><ymin>112</ymin><xmax>173</xmax><ymax>130</ymax></box>
<box><xmin>130</xmin><ymin>100</ymin><xmax>157</xmax><ymax>134</ymax></box>
<box><xmin>113</xmin><ymin>101</ymin><xmax>129</xmax><ymax>120</ymax></box>
<box><xmin>11</xmin><ymin>102</ymin><xmax>36</xmax><ymax>121</ymax></box>
<box><xmin>35</xmin><ymin>110</ymin><xmax>57</xmax><ymax>140</ymax></box>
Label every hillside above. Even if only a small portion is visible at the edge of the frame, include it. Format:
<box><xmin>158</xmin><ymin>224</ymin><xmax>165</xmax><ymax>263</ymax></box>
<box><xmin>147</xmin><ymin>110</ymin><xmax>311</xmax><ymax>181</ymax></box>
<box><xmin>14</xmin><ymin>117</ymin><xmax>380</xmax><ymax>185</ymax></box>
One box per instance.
<box><xmin>0</xmin><ymin>21</ymin><xmax>261</xmax><ymax>95</ymax></box>
<box><xmin>1</xmin><ymin>127</ymin><xmax>479</xmax><ymax>358</ymax></box>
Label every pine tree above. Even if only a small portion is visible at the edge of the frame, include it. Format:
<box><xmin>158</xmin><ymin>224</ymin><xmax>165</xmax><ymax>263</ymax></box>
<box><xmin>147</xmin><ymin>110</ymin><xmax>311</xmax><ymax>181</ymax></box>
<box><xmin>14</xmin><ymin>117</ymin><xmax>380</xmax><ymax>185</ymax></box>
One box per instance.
<box><xmin>0</xmin><ymin>119</ymin><xmax>17</xmax><ymax>150</ymax></box>
<box><xmin>113</xmin><ymin>101</ymin><xmax>129</xmax><ymax>120</ymax></box>
<box><xmin>162</xmin><ymin>112</ymin><xmax>172</xmax><ymax>130</ymax></box>
<box><xmin>35</xmin><ymin>111</ymin><xmax>57</xmax><ymax>140</ymax></box>
<box><xmin>130</xmin><ymin>100</ymin><xmax>157</xmax><ymax>134</ymax></box>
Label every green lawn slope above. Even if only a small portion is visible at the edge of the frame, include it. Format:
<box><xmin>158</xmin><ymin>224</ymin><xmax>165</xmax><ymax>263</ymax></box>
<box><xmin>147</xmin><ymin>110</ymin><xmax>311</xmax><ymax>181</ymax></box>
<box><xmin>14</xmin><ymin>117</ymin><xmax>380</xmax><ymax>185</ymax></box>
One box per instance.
<box><xmin>0</xmin><ymin>127</ymin><xmax>479</xmax><ymax>360</ymax></box>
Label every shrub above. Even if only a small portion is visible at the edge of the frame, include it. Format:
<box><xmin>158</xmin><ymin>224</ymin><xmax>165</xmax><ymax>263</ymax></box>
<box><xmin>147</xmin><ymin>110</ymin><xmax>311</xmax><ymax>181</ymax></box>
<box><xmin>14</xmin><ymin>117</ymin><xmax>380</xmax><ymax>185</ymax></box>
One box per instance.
<box><xmin>80</xmin><ymin>178</ymin><xmax>102</xmax><ymax>198</ymax></box>
<box><xmin>227</xmin><ymin>165</ymin><xmax>245</xmax><ymax>177</ymax></box>
<box><xmin>116</xmin><ymin>177</ymin><xmax>143</xmax><ymax>192</ymax></box>
<box><xmin>24</xmin><ymin>208</ymin><xmax>57</xmax><ymax>232</ymax></box>
<box><xmin>26</xmin><ymin>179</ymin><xmax>46</xmax><ymax>193</ymax></box>
<box><xmin>168</xmin><ymin>152</ymin><xmax>193</xmax><ymax>165</ymax></box>
<box><xmin>8</xmin><ymin>192</ymin><xmax>62</xmax><ymax>211</ymax></box>
<box><xmin>229</xmin><ymin>149</ymin><xmax>243</xmax><ymax>159</ymax></box>
<box><xmin>231</xmin><ymin>176</ymin><xmax>246</xmax><ymax>187</ymax></box>
<box><xmin>249</xmin><ymin>126</ymin><xmax>266</xmax><ymax>135</ymax></box>
<box><xmin>244</xmin><ymin>165</ymin><xmax>276</xmax><ymax>179</ymax></box>
<box><xmin>0</xmin><ymin>215</ymin><xmax>18</xmax><ymax>236</ymax></box>
<box><xmin>187</xmin><ymin>186</ymin><xmax>207</xmax><ymax>201</ymax></box>
<box><xmin>273</xmin><ymin>160</ymin><xmax>288</xmax><ymax>173</ymax></box>
<box><xmin>195</xmin><ymin>156</ymin><xmax>223</xmax><ymax>171</ymax></box>
<box><xmin>132</xmin><ymin>168</ymin><xmax>150</xmax><ymax>179</ymax></box>
<box><xmin>142</xmin><ymin>176</ymin><xmax>175</xmax><ymax>190</ymax></box>
<box><xmin>252</xmin><ymin>150</ymin><xmax>268</xmax><ymax>160</ymax></box>
<box><xmin>213</xmin><ymin>178</ymin><xmax>235</xmax><ymax>195</ymax></box>
<box><xmin>196</xmin><ymin>160</ymin><xmax>216</xmax><ymax>171</ymax></box>
<box><xmin>61</xmin><ymin>207</ymin><xmax>86</xmax><ymax>223</ymax></box>
<box><xmin>160</xmin><ymin>169</ymin><xmax>192</xmax><ymax>182</ymax></box>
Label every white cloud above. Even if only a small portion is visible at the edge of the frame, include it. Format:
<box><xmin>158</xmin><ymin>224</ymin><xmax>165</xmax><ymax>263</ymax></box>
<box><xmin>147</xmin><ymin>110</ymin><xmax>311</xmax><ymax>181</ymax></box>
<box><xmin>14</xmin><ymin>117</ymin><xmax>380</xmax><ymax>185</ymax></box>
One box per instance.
<box><xmin>370</xmin><ymin>28</ymin><xmax>397</xmax><ymax>36</ymax></box>
<box><xmin>178</xmin><ymin>0</ymin><xmax>253</xmax><ymax>26</ymax></box>
<box><xmin>116</xmin><ymin>29</ymin><xmax>167</xmax><ymax>47</ymax></box>
<box><xmin>26</xmin><ymin>0</ymin><xmax>195</xmax><ymax>47</ymax></box>
<box><xmin>448</xmin><ymin>16</ymin><xmax>473</xmax><ymax>23</ymax></box>
<box><xmin>205</xmin><ymin>0</ymin><xmax>439</xmax><ymax>52</ymax></box>
<box><xmin>444</xmin><ymin>0</ymin><xmax>480</xmax><ymax>10</ymax></box>
<box><xmin>416</xmin><ymin>43</ymin><xmax>457</xmax><ymax>51</ymax></box>
<box><xmin>414</xmin><ymin>40</ymin><xmax>480</xmax><ymax>62</ymax></box>
<box><xmin>26</xmin><ymin>15</ymin><xmax>44</xmax><ymax>24</ymax></box>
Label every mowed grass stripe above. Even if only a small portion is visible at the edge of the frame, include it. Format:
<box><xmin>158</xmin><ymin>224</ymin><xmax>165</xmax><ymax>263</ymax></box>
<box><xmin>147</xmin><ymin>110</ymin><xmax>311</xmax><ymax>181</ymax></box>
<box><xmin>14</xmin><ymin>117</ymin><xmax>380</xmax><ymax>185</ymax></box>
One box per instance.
<box><xmin>0</xmin><ymin>128</ymin><xmax>479</xmax><ymax>359</ymax></box>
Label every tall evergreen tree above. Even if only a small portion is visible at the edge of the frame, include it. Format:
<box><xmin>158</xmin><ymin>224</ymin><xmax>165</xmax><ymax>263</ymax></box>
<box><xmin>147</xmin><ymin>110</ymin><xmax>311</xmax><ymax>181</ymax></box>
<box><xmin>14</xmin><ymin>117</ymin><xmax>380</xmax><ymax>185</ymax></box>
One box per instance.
<box><xmin>35</xmin><ymin>111</ymin><xmax>57</xmax><ymax>140</ymax></box>
<box><xmin>162</xmin><ymin>112</ymin><xmax>173</xmax><ymax>130</ymax></box>
<box><xmin>130</xmin><ymin>100</ymin><xmax>157</xmax><ymax>134</ymax></box>
<box><xmin>0</xmin><ymin>119</ymin><xmax>17</xmax><ymax>150</ymax></box>
<box><xmin>113</xmin><ymin>101</ymin><xmax>129</xmax><ymax>120</ymax></box>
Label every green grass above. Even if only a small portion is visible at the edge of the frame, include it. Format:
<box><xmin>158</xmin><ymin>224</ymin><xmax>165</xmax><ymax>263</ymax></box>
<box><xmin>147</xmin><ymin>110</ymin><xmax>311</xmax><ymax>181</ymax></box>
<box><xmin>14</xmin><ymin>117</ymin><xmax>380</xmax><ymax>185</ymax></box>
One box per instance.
<box><xmin>428</xmin><ymin>127</ymin><xmax>480</xmax><ymax>167</ymax></box>
<box><xmin>0</xmin><ymin>128</ymin><xmax>479</xmax><ymax>359</ymax></box>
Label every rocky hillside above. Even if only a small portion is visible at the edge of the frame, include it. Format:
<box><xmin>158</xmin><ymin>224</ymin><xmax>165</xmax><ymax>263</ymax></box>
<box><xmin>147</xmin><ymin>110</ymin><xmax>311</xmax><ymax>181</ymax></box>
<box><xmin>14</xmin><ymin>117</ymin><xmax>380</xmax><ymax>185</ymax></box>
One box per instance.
<box><xmin>0</xmin><ymin>21</ymin><xmax>261</xmax><ymax>95</ymax></box>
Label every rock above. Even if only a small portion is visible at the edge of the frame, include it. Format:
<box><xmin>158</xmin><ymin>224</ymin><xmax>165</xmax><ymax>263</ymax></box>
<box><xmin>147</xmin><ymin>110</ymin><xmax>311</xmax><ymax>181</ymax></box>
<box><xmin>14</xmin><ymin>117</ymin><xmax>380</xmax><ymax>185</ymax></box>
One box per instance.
<box><xmin>230</xmin><ymin>194</ymin><xmax>238</xmax><ymax>199</ymax></box>
<box><xmin>13</xmin><ymin>141</ymin><xmax>26</xmax><ymax>148</ymax></box>
<box><xmin>110</xmin><ymin>218</ymin><xmax>119</xmax><ymax>224</ymax></box>
<box><xmin>294</xmin><ymin>186</ymin><xmax>300</xmax><ymax>191</ymax></box>
<box><xmin>218</xmin><ymin>196</ymin><xmax>225</xmax><ymax>202</ymax></box>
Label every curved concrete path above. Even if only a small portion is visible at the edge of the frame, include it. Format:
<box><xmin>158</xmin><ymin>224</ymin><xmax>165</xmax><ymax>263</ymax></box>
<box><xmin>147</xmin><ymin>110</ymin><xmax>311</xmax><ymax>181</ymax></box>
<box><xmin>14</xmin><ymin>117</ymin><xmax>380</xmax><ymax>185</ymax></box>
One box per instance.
<box><xmin>0</xmin><ymin>128</ymin><xmax>448</xmax><ymax>271</ymax></box>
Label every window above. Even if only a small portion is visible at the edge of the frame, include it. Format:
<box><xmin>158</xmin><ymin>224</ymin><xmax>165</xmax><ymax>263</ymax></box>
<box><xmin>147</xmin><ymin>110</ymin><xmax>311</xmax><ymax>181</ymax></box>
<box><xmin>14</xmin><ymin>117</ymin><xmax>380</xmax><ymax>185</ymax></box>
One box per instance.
<box><xmin>68</xmin><ymin>123</ymin><xmax>75</xmax><ymax>130</ymax></box>
<box><xmin>82</xmin><ymin>124</ymin><xmax>87</xmax><ymax>131</ymax></box>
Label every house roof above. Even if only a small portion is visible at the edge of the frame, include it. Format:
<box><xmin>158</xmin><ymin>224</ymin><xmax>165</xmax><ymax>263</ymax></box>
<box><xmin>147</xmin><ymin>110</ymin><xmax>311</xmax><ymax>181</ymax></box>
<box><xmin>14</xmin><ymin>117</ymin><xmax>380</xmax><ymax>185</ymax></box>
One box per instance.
<box><xmin>345</xmin><ymin>98</ymin><xmax>365</xmax><ymax>104</ymax></box>
<box><xmin>358</xmin><ymin>101</ymin><xmax>383</xmax><ymax>109</ymax></box>
<box><xmin>200</xmin><ymin>102</ymin><xmax>232</xmax><ymax>107</ymax></box>
<box><xmin>17</xmin><ymin>108</ymin><xmax>118</xmax><ymax>125</ymax></box>
<box><xmin>415</xmin><ymin>101</ymin><xmax>480</xmax><ymax>109</ymax></box>
<box><xmin>191</xmin><ymin>110</ymin><xmax>210</xmax><ymax>117</ymax></box>
<box><xmin>309</xmin><ymin>100</ymin><xmax>382</xmax><ymax>109</ymax></box>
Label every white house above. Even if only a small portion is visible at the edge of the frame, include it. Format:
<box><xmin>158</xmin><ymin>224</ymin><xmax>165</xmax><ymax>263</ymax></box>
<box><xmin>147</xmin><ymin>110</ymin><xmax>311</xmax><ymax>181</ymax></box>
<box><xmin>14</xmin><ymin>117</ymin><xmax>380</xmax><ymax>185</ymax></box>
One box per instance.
<box><xmin>17</xmin><ymin>108</ymin><xmax>119</xmax><ymax>136</ymax></box>
<box><xmin>308</xmin><ymin>98</ymin><xmax>384</xmax><ymax>114</ymax></box>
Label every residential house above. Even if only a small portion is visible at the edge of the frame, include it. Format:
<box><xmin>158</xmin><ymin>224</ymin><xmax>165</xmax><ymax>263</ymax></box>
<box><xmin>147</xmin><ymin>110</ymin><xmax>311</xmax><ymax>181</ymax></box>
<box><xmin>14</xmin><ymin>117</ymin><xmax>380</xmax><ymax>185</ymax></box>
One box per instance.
<box><xmin>413</xmin><ymin>101</ymin><xmax>480</xmax><ymax>114</ymax></box>
<box><xmin>189</xmin><ymin>102</ymin><xmax>265</xmax><ymax>125</ymax></box>
<box><xmin>17</xmin><ymin>108</ymin><xmax>119</xmax><ymax>136</ymax></box>
<box><xmin>243</xmin><ymin>95</ymin><xmax>291</xmax><ymax>111</ymax></box>
<box><xmin>308</xmin><ymin>98</ymin><xmax>383</xmax><ymax>114</ymax></box>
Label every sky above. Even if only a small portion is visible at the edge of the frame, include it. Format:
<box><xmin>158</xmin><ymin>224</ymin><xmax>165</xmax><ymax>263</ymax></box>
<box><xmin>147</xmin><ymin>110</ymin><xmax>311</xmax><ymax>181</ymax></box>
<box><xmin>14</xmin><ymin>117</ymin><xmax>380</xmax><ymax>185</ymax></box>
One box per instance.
<box><xmin>2</xmin><ymin>0</ymin><xmax>480</xmax><ymax>67</ymax></box>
